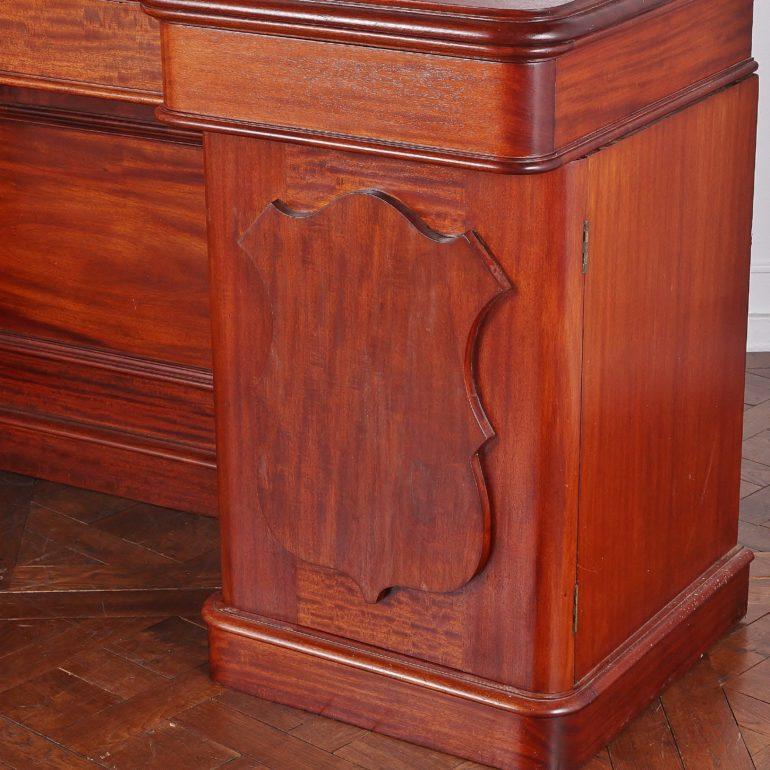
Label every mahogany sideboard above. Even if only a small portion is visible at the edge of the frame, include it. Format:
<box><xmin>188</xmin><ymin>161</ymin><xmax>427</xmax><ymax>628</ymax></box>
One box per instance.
<box><xmin>0</xmin><ymin>0</ymin><xmax>759</xmax><ymax>767</ymax></box>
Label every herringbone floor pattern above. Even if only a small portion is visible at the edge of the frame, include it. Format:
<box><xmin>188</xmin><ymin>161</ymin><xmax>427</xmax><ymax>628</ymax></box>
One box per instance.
<box><xmin>1</xmin><ymin>356</ymin><xmax>769</xmax><ymax>769</ymax></box>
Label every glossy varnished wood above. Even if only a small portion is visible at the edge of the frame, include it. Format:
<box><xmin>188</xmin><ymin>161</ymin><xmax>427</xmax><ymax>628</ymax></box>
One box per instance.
<box><xmin>554</xmin><ymin>0</ymin><xmax>753</xmax><ymax>147</ymax></box>
<box><xmin>196</xmin><ymin>71</ymin><xmax>756</xmax><ymax>770</ymax></box>
<box><xmin>161</xmin><ymin>26</ymin><xmax>556</xmax><ymax>161</ymax></box>
<box><xmin>576</xmin><ymin>77</ymin><xmax>759</xmax><ymax>675</ymax></box>
<box><xmin>1</xmin><ymin>358</ymin><xmax>768</xmax><ymax>768</ymax></box>
<box><xmin>0</xmin><ymin>115</ymin><xmax>208</xmax><ymax>367</ymax></box>
<box><xmin>237</xmin><ymin>192</ymin><xmax>509</xmax><ymax>602</ymax></box>
<box><xmin>204</xmin><ymin>557</ymin><xmax>749</xmax><ymax>769</ymax></box>
<box><xmin>0</xmin><ymin>0</ymin><xmax>757</xmax><ymax>766</ymax></box>
<box><xmin>0</xmin><ymin>0</ymin><xmax>163</xmax><ymax>102</ymax></box>
<box><xmin>0</xmin><ymin>88</ymin><xmax>216</xmax><ymax>514</ymax></box>
<box><xmin>149</xmin><ymin>0</ymin><xmax>753</xmax><ymax>172</ymax></box>
<box><xmin>0</xmin><ymin>334</ymin><xmax>212</xmax><ymax>450</ymax></box>
<box><xmin>205</xmin><ymin>134</ymin><xmax>586</xmax><ymax>690</ymax></box>
<box><xmin>142</xmin><ymin>0</ymin><xmax>741</xmax><ymax>61</ymax></box>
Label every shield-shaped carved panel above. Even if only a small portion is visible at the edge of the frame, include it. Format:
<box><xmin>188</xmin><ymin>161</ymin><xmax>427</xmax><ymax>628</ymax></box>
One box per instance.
<box><xmin>239</xmin><ymin>192</ymin><xmax>510</xmax><ymax>602</ymax></box>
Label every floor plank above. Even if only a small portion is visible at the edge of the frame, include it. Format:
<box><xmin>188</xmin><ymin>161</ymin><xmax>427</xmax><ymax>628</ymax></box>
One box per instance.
<box><xmin>661</xmin><ymin>659</ymin><xmax>754</xmax><ymax>769</ymax></box>
<box><xmin>103</xmin><ymin>616</ymin><xmax>210</xmax><ymax>678</ymax></box>
<box><xmin>100</xmin><ymin>721</ymin><xmax>239</xmax><ymax>770</ymax></box>
<box><xmin>334</xmin><ymin>730</ymin><xmax>465</xmax><ymax>769</ymax></box>
<box><xmin>95</xmin><ymin>503</ymin><xmax>220</xmax><ymax>564</ymax></box>
<box><xmin>53</xmin><ymin>665</ymin><xmax>223</xmax><ymax>761</ymax></box>
<box><xmin>726</xmin><ymin>657</ymin><xmax>770</xmax><ymax>705</ymax></box>
<box><xmin>32</xmin><ymin>482</ymin><xmax>135</xmax><ymax>524</ymax></box>
<box><xmin>0</xmin><ymin>667</ymin><xmax>120</xmax><ymax>732</ymax></box>
<box><xmin>25</xmin><ymin>504</ymin><xmax>176</xmax><ymax>568</ymax></box>
<box><xmin>0</xmin><ymin>716</ymin><xmax>94</xmax><ymax>770</ymax></box>
<box><xmin>60</xmin><ymin>645</ymin><xmax>168</xmax><ymax>699</ymax></box>
<box><xmin>177</xmin><ymin>698</ymin><xmax>358</xmax><ymax>770</ymax></box>
<box><xmin>608</xmin><ymin>699</ymin><xmax>683</xmax><ymax>769</ymax></box>
<box><xmin>289</xmin><ymin>713</ymin><xmax>367</xmax><ymax>752</ymax></box>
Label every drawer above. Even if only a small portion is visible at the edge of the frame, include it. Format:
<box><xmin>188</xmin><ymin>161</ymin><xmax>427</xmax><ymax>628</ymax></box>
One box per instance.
<box><xmin>150</xmin><ymin>0</ymin><xmax>753</xmax><ymax>171</ymax></box>
<box><xmin>0</xmin><ymin>0</ymin><xmax>162</xmax><ymax>102</ymax></box>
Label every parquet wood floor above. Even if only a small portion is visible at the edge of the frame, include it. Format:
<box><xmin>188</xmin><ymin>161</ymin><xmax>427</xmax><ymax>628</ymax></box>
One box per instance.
<box><xmin>0</xmin><ymin>355</ymin><xmax>768</xmax><ymax>768</ymax></box>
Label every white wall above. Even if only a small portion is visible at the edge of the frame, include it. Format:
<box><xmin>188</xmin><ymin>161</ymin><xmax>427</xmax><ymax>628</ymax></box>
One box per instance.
<box><xmin>749</xmin><ymin>4</ymin><xmax>770</xmax><ymax>350</ymax></box>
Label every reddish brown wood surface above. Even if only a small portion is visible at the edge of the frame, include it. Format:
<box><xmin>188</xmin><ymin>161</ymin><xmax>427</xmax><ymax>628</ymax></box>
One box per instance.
<box><xmin>0</xmin><ymin>0</ymin><xmax>163</xmax><ymax>102</ymax></box>
<box><xmin>161</xmin><ymin>26</ymin><xmax>555</xmax><ymax>161</ymax></box>
<box><xmin>0</xmin><ymin>88</ymin><xmax>216</xmax><ymax>515</ymax></box>
<box><xmin>0</xmin><ymin>0</ymin><xmax>757</xmax><ymax>766</ymax></box>
<box><xmin>0</xmin><ymin>334</ymin><xmax>213</xmax><ymax>450</ymax></box>
<box><xmin>0</xmin><ymin>85</ymin><xmax>198</xmax><ymax>143</ymax></box>
<box><xmin>0</xmin><ymin>414</ymin><xmax>216</xmax><ymax>518</ymax></box>
<box><xmin>205</xmin><ymin>134</ymin><xmax>585</xmax><ymax>692</ymax></box>
<box><xmin>238</xmin><ymin>193</ymin><xmax>509</xmax><ymax>602</ymax></box>
<box><xmin>153</xmin><ymin>0</ymin><xmax>754</xmax><ymax>172</ymax></box>
<box><xmin>204</xmin><ymin>556</ymin><xmax>749</xmax><ymax>769</ymax></box>
<box><xmin>197</xmin><ymin>72</ymin><xmax>756</xmax><ymax>770</ymax></box>
<box><xmin>554</xmin><ymin>0</ymin><xmax>753</xmax><ymax>147</ymax></box>
<box><xmin>0</xmin><ymin>116</ymin><xmax>209</xmax><ymax>367</ymax></box>
<box><xmin>577</xmin><ymin>76</ymin><xmax>759</xmax><ymax>676</ymax></box>
<box><xmin>141</xmin><ymin>0</ymin><xmax>715</xmax><ymax>61</ymax></box>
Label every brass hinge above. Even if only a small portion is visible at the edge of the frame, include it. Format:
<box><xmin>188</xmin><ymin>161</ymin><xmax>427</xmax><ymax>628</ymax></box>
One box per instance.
<box><xmin>581</xmin><ymin>219</ymin><xmax>590</xmax><ymax>275</ymax></box>
<box><xmin>573</xmin><ymin>583</ymin><xmax>580</xmax><ymax>634</ymax></box>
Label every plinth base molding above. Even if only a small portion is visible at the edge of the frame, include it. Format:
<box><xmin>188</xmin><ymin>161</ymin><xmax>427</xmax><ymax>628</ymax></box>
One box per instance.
<box><xmin>203</xmin><ymin>546</ymin><xmax>752</xmax><ymax>769</ymax></box>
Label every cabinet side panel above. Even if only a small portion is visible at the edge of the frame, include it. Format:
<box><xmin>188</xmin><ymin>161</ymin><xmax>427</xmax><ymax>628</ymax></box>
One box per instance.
<box><xmin>577</xmin><ymin>78</ymin><xmax>757</xmax><ymax>676</ymax></box>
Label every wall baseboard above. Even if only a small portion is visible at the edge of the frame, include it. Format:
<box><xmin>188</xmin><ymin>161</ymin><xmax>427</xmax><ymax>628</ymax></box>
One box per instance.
<box><xmin>748</xmin><ymin>313</ymin><xmax>770</xmax><ymax>351</ymax></box>
<box><xmin>748</xmin><ymin>265</ymin><xmax>770</xmax><ymax>351</ymax></box>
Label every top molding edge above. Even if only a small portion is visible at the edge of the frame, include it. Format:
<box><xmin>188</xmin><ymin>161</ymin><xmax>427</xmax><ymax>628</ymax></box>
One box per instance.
<box><xmin>140</xmin><ymin>0</ymin><xmax>676</xmax><ymax>60</ymax></box>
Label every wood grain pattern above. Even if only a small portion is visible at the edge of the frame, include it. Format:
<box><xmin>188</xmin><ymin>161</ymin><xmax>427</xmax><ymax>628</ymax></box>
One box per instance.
<box><xmin>161</xmin><ymin>26</ymin><xmax>555</xmax><ymax>160</ymax></box>
<box><xmin>0</xmin><ymin>94</ymin><xmax>215</xmax><ymax>514</ymax></box>
<box><xmin>142</xmin><ymin>0</ymin><xmax>681</xmax><ymax>60</ymax></box>
<box><xmin>0</xmin><ymin>334</ymin><xmax>214</xmax><ymax>450</ymax></box>
<box><xmin>198</xmin><ymin>70</ymin><xmax>755</xmax><ymax>770</ymax></box>
<box><xmin>0</xmin><ymin>0</ymin><xmax>753</xmax><ymax>766</ymax></box>
<box><xmin>204</xmin><ymin>552</ymin><xmax>750</xmax><ymax>770</ymax></box>
<box><xmin>606</xmin><ymin>700</ymin><xmax>683</xmax><ymax>769</ymax></box>
<box><xmin>238</xmin><ymin>192</ymin><xmax>509</xmax><ymax>602</ymax></box>
<box><xmin>0</xmin><ymin>474</ymin><xmax>221</xmax><ymax>620</ymax></box>
<box><xmin>0</xmin><ymin>410</ymin><xmax>217</xmax><ymax>517</ymax></box>
<box><xmin>1</xmin><ymin>439</ymin><xmax>767</xmax><ymax>769</ymax></box>
<box><xmin>554</xmin><ymin>0</ymin><xmax>753</xmax><ymax>147</ymax></box>
<box><xmin>0</xmin><ymin>118</ymin><xmax>209</xmax><ymax>368</ymax></box>
<box><xmin>0</xmin><ymin>85</ymin><xmax>199</xmax><ymax>144</ymax></box>
<box><xmin>576</xmin><ymin>75</ymin><xmax>759</xmax><ymax>676</ymax></box>
<box><xmin>205</xmin><ymin>134</ymin><xmax>586</xmax><ymax>691</ymax></box>
<box><xmin>0</xmin><ymin>0</ymin><xmax>162</xmax><ymax>102</ymax></box>
<box><xmin>661</xmin><ymin>658</ymin><xmax>755</xmax><ymax>769</ymax></box>
<box><xmin>153</xmin><ymin>0</ymin><xmax>754</xmax><ymax>172</ymax></box>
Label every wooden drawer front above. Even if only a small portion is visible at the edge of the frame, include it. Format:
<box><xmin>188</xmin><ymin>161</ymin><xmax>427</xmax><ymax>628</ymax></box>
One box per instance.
<box><xmin>153</xmin><ymin>0</ymin><xmax>754</xmax><ymax>172</ymax></box>
<box><xmin>161</xmin><ymin>25</ymin><xmax>556</xmax><ymax>161</ymax></box>
<box><xmin>0</xmin><ymin>0</ymin><xmax>162</xmax><ymax>102</ymax></box>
